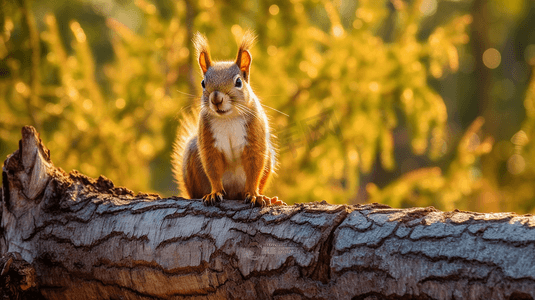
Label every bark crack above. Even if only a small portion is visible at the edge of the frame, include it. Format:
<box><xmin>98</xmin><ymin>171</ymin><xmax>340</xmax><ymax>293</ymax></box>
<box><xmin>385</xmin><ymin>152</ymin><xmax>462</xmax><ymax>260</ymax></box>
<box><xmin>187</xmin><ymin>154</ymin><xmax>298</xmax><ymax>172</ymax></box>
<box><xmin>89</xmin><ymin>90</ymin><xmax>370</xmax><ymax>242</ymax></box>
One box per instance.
<box><xmin>310</xmin><ymin>208</ymin><xmax>349</xmax><ymax>283</ymax></box>
<box><xmin>2</xmin><ymin>171</ymin><xmax>10</xmax><ymax>210</ymax></box>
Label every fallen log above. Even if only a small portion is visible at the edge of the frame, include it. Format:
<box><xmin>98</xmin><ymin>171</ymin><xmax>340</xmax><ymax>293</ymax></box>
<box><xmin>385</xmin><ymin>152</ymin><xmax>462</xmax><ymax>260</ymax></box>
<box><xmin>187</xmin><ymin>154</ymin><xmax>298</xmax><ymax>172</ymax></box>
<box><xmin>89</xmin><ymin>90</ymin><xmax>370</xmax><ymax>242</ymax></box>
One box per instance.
<box><xmin>1</xmin><ymin>126</ymin><xmax>535</xmax><ymax>299</ymax></box>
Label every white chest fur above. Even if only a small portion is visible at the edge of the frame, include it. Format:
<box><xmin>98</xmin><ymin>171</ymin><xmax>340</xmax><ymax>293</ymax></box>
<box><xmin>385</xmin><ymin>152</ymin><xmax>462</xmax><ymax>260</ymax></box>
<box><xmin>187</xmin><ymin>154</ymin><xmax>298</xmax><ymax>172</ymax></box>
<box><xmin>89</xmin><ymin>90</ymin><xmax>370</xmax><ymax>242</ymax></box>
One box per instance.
<box><xmin>209</xmin><ymin>117</ymin><xmax>248</xmax><ymax>163</ymax></box>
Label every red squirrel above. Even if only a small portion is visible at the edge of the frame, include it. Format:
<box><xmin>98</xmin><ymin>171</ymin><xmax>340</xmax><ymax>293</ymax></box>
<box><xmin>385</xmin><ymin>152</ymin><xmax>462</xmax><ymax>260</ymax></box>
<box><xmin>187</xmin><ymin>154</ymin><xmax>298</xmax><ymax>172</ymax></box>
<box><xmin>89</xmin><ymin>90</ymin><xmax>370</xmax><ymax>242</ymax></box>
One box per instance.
<box><xmin>172</xmin><ymin>32</ymin><xmax>285</xmax><ymax>207</ymax></box>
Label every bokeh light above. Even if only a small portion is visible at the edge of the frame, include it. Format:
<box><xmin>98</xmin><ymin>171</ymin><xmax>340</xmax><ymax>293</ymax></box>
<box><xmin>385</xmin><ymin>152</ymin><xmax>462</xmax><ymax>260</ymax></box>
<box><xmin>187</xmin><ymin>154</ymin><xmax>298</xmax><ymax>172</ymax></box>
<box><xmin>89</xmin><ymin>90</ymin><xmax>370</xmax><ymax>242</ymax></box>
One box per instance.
<box><xmin>508</xmin><ymin>154</ymin><xmax>526</xmax><ymax>175</ymax></box>
<box><xmin>482</xmin><ymin>48</ymin><xmax>501</xmax><ymax>69</ymax></box>
<box><xmin>269</xmin><ymin>5</ymin><xmax>279</xmax><ymax>16</ymax></box>
<box><xmin>420</xmin><ymin>0</ymin><xmax>438</xmax><ymax>16</ymax></box>
<box><xmin>1</xmin><ymin>0</ymin><xmax>535</xmax><ymax>214</ymax></box>
<box><xmin>115</xmin><ymin>98</ymin><xmax>126</xmax><ymax>109</ymax></box>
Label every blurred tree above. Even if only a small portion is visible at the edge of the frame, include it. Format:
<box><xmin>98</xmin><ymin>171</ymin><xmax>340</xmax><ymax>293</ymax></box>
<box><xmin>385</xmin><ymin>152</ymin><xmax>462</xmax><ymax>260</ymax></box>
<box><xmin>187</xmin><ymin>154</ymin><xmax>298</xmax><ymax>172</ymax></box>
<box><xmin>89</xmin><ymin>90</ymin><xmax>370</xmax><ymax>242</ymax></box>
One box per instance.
<box><xmin>499</xmin><ymin>65</ymin><xmax>535</xmax><ymax>213</ymax></box>
<box><xmin>1</xmin><ymin>0</ymin><xmax>193</xmax><ymax>193</ymax></box>
<box><xmin>248</xmin><ymin>0</ymin><xmax>471</xmax><ymax>204</ymax></box>
<box><xmin>0</xmin><ymin>0</ymin><xmax>534</xmax><ymax>213</ymax></box>
<box><xmin>367</xmin><ymin>116</ymin><xmax>493</xmax><ymax>211</ymax></box>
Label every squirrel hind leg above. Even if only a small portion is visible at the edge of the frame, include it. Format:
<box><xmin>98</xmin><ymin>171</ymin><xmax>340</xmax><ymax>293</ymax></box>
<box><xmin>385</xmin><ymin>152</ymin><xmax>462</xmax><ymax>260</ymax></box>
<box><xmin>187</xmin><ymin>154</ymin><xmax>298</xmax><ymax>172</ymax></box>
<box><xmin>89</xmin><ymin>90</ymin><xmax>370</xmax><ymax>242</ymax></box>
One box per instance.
<box><xmin>250</xmin><ymin>153</ymin><xmax>286</xmax><ymax>206</ymax></box>
<box><xmin>183</xmin><ymin>137</ymin><xmax>211</xmax><ymax>199</ymax></box>
<box><xmin>258</xmin><ymin>151</ymin><xmax>274</xmax><ymax>194</ymax></box>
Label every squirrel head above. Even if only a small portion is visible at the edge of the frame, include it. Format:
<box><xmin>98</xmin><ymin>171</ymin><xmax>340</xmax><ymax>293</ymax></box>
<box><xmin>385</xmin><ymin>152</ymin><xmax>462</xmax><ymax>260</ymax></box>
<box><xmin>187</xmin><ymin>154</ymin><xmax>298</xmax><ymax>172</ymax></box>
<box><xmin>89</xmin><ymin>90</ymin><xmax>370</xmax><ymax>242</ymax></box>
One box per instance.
<box><xmin>194</xmin><ymin>31</ymin><xmax>257</xmax><ymax>118</ymax></box>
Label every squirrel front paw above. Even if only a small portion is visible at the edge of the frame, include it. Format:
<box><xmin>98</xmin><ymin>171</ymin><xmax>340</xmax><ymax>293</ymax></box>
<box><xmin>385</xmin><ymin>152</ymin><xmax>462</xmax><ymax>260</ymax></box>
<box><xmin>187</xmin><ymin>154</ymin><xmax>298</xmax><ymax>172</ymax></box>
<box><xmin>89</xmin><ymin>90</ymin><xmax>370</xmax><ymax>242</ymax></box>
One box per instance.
<box><xmin>202</xmin><ymin>191</ymin><xmax>224</xmax><ymax>206</ymax></box>
<box><xmin>245</xmin><ymin>193</ymin><xmax>286</xmax><ymax>207</ymax></box>
<box><xmin>267</xmin><ymin>196</ymin><xmax>287</xmax><ymax>206</ymax></box>
<box><xmin>244</xmin><ymin>193</ymin><xmax>265</xmax><ymax>207</ymax></box>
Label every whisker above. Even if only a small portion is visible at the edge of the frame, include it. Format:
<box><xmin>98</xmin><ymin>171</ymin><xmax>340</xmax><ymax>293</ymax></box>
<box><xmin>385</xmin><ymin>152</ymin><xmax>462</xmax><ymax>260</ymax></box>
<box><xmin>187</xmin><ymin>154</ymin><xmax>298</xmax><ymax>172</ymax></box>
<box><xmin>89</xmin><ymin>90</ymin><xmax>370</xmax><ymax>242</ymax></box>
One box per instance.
<box><xmin>235</xmin><ymin>103</ymin><xmax>264</xmax><ymax>124</ymax></box>
<box><xmin>260</xmin><ymin>103</ymin><xmax>289</xmax><ymax>117</ymax></box>
<box><xmin>178</xmin><ymin>102</ymin><xmax>203</xmax><ymax>113</ymax></box>
<box><xmin>230</xmin><ymin>95</ymin><xmax>288</xmax><ymax>118</ymax></box>
<box><xmin>176</xmin><ymin>90</ymin><xmax>198</xmax><ymax>98</ymax></box>
<box><xmin>178</xmin><ymin>104</ymin><xmax>194</xmax><ymax>112</ymax></box>
<box><xmin>234</xmin><ymin>106</ymin><xmax>247</xmax><ymax>118</ymax></box>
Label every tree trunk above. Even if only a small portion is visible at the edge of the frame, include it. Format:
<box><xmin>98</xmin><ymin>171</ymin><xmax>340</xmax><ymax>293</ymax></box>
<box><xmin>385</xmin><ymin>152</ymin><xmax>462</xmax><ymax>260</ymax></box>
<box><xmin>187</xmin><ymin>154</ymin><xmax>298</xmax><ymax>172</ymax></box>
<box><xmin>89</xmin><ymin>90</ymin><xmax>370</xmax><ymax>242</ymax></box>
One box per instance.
<box><xmin>2</xmin><ymin>126</ymin><xmax>535</xmax><ymax>299</ymax></box>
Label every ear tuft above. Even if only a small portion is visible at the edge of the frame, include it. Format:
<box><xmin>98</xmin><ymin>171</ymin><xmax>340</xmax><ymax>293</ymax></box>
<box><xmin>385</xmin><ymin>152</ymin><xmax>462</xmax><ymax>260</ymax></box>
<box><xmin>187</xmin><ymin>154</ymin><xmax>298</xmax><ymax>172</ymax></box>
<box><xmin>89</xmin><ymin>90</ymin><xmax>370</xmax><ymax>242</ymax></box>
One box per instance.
<box><xmin>238</xmin><ymin>30</ymin><xmax>256</xmax><ymax>54</ymax></box>
<box><xmin>193</xmin><ymin>32</ymin><xmax>212</xmax><ymax>74</ymax></box>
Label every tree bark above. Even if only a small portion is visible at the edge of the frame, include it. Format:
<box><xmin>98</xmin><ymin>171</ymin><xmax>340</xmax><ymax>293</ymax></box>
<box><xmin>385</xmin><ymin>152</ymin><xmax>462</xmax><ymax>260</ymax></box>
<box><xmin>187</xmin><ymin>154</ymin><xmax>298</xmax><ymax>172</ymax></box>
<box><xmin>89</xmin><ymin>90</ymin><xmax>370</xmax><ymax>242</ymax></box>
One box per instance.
<box><xmin>2</xmin><ymin>126</ymin><xmax>535</xmax><ymax>299</ymax></box>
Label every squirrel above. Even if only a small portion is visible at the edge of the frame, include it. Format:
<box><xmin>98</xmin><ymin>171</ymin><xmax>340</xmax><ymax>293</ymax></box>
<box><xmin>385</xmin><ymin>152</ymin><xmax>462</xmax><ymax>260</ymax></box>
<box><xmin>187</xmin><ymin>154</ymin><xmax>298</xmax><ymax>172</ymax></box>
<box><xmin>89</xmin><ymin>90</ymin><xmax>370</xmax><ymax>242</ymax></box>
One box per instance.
<box><xmin>172</xmin><ymin>31</ymin><xmax>285</xmax><ymax>207</ymax></box>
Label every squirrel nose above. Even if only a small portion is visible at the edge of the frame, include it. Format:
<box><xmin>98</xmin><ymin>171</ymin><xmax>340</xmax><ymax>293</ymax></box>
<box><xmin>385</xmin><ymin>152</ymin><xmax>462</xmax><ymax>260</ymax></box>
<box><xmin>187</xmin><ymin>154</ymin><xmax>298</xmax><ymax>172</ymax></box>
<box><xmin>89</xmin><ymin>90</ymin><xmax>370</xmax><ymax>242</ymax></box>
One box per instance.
<box><xmin>210</xmin><ymin>91</ymin><xmax>223</xmax><ymax>106</ymax></box>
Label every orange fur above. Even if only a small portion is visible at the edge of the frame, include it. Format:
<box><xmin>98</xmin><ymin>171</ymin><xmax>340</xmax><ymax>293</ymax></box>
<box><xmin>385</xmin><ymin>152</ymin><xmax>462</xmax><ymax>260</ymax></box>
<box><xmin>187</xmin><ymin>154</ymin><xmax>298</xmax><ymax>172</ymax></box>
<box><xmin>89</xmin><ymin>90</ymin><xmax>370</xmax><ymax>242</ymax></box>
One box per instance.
<box><xmin>172</xmin><ymin>31</ymin><xmax>284</xmax><ymax>207</ymax></box>
<box><xmin>235</xmin><ymin>31</ymin><xmax>256</xmax><ymax>81</ymax></box>
<box><xmin>183</xmin><ymin>136</ymin><xmax>210</xmax><ymax>199</ymax></box>
<box><xmin>194</xmin><ymin>33</ymin><xmax>212</xmax><ymax>74</ymax></box>
<box><xmin>237</xmin><ymin>30</ymin><xmax>256</xmax><ymax>56</ymax></box>
<box><xmin>171</xmin><ymin>110</ymin><xmax>201</xmax><ymax>198</ymax></box>
<box><xmin>242</xmin><ymin>112</ymin><xmax>267</xmax><ymax>194</ymax></box>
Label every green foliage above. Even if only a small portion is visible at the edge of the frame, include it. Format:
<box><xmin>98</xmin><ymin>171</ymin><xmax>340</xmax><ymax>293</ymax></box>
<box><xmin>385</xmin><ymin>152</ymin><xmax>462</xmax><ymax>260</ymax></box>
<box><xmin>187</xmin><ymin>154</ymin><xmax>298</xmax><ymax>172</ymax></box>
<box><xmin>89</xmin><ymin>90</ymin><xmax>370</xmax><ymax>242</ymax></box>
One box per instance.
<box><xmin>1</xmin><ymin>0</ymin><xmax>192</xmax><ymax>192</ymax></box>
<box><xmin>499</xmin><ymin>66</ymin><xmax>535</xmax><ymax>213</ymax></box>
<box><xmin>0</xmin><ymin>0</ymin><xmax>534</xmax><ymax>213</ymax></box>
<box><xmin>247</xmin><ymin>0</ymin><xmax>471</xmax><ymax>203</ymax></box>
<box><xmin>367</xmin><ymin>117</ymin><xmax>493</xmax><ymax>211</ymax></box>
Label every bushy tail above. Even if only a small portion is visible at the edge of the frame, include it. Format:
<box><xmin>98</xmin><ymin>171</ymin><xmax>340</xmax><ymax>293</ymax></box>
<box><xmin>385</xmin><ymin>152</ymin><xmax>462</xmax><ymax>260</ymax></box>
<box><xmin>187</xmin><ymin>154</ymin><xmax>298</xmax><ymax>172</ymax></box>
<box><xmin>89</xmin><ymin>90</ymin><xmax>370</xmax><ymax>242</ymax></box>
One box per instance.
<box><xmin>171</xmin><ymin>109</ymin><xmax>199</xmax><ymax>197</ymax></box>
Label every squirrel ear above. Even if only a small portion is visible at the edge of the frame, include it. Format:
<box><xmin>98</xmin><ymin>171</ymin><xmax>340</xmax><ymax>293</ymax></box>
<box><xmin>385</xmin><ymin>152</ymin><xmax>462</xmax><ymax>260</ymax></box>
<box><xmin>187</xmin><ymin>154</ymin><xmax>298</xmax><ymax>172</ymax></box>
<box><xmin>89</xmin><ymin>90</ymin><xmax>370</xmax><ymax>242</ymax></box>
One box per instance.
<box><xmin>199</xmin><ymin>51</ymin><xmax>212</xmax><ymax>74</ymax></box>
<box><xmin>235</xmin><ymin>30</ymin><xmax>256</xmax><ymax>81</ymax></box>
<box><xmin>193</xmin><ymin>32</ymin><xmax>212</xmax><ymax>74</ymax></box>
<box><xmin>236</xmin><ymin>50</ymin><xmax>252</xmax><ymax>81</ymax></box>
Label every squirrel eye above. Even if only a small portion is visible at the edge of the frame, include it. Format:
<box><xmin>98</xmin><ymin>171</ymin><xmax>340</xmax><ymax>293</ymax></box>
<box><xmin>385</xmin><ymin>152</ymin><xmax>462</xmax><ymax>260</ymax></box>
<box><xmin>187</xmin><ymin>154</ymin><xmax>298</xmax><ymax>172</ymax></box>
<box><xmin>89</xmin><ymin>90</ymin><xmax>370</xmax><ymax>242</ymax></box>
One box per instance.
<box><xmin>235</xmin><ymin>77</ymin><xmax>243</xmax><ymax>89</ymax></box>
<box><xmin>201</xmin><ymin>79</ymin><xmax>205</xmax><ymax>89</ymax></box>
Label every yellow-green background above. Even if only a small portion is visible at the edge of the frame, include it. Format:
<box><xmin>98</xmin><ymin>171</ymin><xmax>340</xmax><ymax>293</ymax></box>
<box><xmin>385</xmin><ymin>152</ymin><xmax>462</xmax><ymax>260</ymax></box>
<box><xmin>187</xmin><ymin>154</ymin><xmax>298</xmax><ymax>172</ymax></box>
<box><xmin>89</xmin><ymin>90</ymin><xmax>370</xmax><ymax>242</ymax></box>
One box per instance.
<box><xmin>1</xmin><ymin>0</ymin><xmax>535</xmax><ymax>213</ymax></box>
